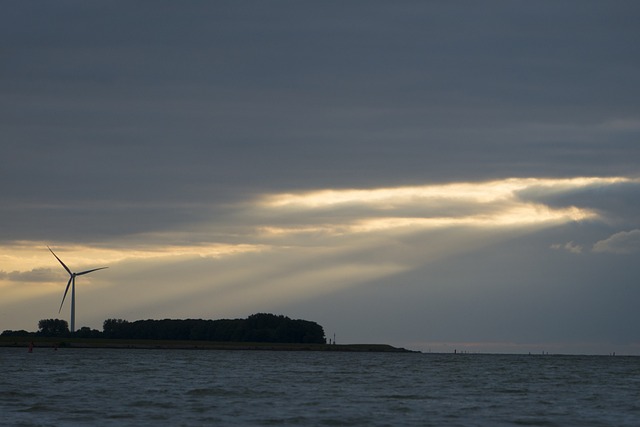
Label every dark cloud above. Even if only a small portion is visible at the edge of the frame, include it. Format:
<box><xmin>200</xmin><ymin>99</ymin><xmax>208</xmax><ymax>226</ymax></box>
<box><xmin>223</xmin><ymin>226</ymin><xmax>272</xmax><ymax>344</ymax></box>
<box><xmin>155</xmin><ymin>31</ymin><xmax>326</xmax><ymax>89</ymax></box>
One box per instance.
<box><xmin>2</xmin><ymin>2</ymin><xmax>640</xmax><ymax>351</ymax></box>
<box><xmin>518</xmin><ymin>181</ymin><xmax>640</xmax><ymax>226</ymax></box>
<box><xmin>3</xmin><ymin>1</ymin><xmax>639</xmax><ymax>212</ymax></box>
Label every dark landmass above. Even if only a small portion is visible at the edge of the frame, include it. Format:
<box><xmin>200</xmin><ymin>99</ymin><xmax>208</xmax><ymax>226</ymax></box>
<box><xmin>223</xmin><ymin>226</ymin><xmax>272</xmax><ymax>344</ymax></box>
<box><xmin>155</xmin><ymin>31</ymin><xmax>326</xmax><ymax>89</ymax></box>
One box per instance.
<box><xmin>0</xmin><ymin>336</ymin><xmax>416</xmax><ymax>353</ymax></box>
<box><xmin>1</xmin><ymin>312</ymin><xmax>418</xmax><ymax>352</ymax></box>
<box><xmin>4</xmin><ymin>313</ymin><xmax>326</xmax><ymax>344</ymax></box>
<box><xmin>100</xmin><ymin>313</ymin><xmax>327</xmax><ymax>343</ymax></box>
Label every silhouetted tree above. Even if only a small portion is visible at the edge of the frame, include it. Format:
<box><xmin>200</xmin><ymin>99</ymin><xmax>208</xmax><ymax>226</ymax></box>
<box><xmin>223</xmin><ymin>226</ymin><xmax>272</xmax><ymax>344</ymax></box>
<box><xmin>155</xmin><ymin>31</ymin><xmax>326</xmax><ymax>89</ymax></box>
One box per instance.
<box><xmin>38</xmin><ymin>319</ymin><xmax>69</xmax><ymax>336</ymax></box>
<box><xmin>102</xmin><ymin>318</ymin><xmax>130</xmax><ymax>338</ymax></box>
<box><xmin>74</xmin><ymin>326</ymin><xmax>102</xmax><ymax>338</ymax></box>
<box><xmin>1</xmin><ymin>329</ymin><xmax>32</xmax><ymax>337</ymax></box>
<box><xmin>98</xmin><ymin>314</ymin><xmax>326</xmax><ymax>344</ymax></box>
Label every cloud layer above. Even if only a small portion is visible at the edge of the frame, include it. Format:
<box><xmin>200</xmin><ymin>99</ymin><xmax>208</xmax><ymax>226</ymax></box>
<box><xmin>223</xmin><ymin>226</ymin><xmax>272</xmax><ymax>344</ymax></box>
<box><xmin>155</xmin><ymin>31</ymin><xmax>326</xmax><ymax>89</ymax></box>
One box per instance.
<box><xmin>1</xmin><ymin>2</ymin><xmax>640</xmax><ymax>353</ymax></box>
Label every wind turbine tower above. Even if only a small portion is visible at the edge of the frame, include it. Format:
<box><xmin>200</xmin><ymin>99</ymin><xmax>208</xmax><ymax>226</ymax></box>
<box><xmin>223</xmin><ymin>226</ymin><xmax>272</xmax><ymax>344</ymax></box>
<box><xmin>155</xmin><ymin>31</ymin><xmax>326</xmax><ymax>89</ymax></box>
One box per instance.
<box><xmin>48</xmin><ymin>246</ymin><xmax>108</xmax><ymax>333</ymax></box>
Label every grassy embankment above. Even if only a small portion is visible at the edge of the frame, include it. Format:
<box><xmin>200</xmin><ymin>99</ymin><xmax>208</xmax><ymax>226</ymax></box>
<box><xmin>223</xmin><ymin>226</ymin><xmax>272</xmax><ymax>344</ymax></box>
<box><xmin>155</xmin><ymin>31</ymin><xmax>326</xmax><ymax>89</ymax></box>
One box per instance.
<box><xmin>0</xmin><ymin>336</ymin><xmax>416</xmax><ymax>352</ymax></box>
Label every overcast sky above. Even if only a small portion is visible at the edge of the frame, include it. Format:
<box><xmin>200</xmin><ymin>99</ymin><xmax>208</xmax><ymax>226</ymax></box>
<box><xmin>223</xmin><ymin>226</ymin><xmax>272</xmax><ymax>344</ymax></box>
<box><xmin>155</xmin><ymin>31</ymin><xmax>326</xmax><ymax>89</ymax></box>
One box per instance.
<box><xmin>2</xmin><ymin>1</ymin><xmax>640</xmax><ymax>354</ymax></box>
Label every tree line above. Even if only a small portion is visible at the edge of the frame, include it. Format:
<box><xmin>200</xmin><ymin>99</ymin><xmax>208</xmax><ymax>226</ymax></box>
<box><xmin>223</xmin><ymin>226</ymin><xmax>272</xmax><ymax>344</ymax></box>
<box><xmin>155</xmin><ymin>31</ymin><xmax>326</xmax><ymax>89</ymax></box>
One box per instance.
<box><xmin>2</xmin><ymin>313</ymin><xmax>326</xmax><ymax>344</ymax></box>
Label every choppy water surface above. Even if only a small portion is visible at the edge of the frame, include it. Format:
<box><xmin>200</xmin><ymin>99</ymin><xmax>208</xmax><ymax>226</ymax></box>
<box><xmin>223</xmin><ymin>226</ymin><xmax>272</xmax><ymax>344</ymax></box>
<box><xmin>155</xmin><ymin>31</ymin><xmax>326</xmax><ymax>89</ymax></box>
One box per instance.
<box><xmin>1</xmin><ymin>347</ymin><xmax>639</xmax><ymax>426</ymax></box>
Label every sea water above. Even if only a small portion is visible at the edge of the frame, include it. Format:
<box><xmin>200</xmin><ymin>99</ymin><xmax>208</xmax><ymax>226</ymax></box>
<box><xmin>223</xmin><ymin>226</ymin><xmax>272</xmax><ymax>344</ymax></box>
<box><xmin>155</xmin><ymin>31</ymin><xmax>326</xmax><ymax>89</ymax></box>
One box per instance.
<box><xmin>1</xmin><ymin>348</ymin><xmax>639</xmax><ymax>426</ymax></box>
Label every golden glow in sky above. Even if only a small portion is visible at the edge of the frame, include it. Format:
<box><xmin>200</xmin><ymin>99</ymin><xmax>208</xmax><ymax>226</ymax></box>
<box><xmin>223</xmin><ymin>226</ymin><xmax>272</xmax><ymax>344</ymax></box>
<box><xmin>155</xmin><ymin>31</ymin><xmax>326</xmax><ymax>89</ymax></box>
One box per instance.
<box><xmin>256</xmin><ymin>177</ymin><xmax>626</xmax><ymax>237</ymax></box>
<box><xmin>1</xmin><ymin>177</ymin><xmax>631</xmax><ymax>275</ymax></box>
<box><xmin>261</xmin><ymin>177</ymin><xmax>628</xmax><ymax>208</ymax></box>
<box><xmin>0</xmin><ymin>176</ymin><xmax>635</xmax><ymax>334</ymax></box>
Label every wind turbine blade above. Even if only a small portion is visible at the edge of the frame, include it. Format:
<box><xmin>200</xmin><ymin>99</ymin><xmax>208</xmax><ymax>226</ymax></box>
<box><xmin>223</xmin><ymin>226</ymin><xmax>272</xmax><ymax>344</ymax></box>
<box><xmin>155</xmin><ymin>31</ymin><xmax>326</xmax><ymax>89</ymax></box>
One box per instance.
<box><xmin>58</xmin><ymin>276</ymin><xmax>73</xmax><ymax>313</ymax></box>
<box><xmin>76</xmin><ymin>267</ymin><xmax>108</xmax><ymax>276</ymax></box>
<box><xmin>48</xmin><ymin>246</ymin><xmax>72</xmax><ymax>275</ymax></box>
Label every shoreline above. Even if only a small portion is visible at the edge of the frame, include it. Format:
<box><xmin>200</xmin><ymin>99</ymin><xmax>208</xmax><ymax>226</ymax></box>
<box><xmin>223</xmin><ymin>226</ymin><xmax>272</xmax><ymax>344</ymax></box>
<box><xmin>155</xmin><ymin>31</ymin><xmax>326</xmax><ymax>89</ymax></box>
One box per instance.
<box><xmin>0</xmin><ymin>336</ymin><xmax>418</xmax><ymax>353</ymax></box>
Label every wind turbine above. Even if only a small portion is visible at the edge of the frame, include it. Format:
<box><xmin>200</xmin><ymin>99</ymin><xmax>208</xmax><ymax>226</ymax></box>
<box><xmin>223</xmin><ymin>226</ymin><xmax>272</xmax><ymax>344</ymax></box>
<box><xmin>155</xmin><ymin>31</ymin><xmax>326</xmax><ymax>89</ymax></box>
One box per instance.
<box><xmin>48</xmin><ymin>246</ymin><xmax>108</xmax><ymax>333</ymax></box>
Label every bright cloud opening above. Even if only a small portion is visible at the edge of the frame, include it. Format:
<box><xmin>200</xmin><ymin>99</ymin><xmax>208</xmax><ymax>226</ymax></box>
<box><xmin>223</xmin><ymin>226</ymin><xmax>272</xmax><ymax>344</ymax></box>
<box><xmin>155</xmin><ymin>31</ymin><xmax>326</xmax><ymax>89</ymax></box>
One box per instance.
<box><xmin>1</xmin><ymin>176</ymin><xmax>636</xmax><ymax>335</ymax></box>
<box><xmin>261</xmin><ymin>177</ymin><xmax>630</xmax><ymax>209</ymax></box>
